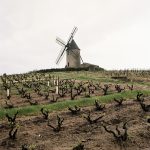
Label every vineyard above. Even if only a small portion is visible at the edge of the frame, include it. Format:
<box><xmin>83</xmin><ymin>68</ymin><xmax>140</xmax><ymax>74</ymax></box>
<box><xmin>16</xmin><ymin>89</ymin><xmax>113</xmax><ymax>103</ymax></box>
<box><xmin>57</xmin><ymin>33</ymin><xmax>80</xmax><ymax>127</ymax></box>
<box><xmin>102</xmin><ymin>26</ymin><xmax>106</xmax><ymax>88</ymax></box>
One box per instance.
<box><xmin>0</xmin><ymin>70</ymin><xmax>150</xmax><ymax>150</ymax></box>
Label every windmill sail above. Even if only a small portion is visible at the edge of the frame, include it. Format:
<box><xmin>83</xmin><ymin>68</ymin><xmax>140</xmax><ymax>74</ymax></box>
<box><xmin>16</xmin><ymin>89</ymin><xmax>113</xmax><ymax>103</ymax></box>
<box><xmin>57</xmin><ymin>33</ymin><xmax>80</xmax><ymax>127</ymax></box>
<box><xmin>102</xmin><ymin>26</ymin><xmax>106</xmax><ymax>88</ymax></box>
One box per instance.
<box><xmin>67</xmin><ymin>27</ymin><xmax>78</xmax><ymax>44</ymax></box>
<box><xmin>67</xmin><ymin>39</ymin><xmax>80</xmax><ymax>50</ymax></box>
<box><xmin>55</xmin><ymin>46</ymin><xmax>67</xmax><ymax>64</ymax></box>
<box><xmin>56</xmin><ymin>37</ymin><xmax>66</xmax><ymax>47</ymax></box>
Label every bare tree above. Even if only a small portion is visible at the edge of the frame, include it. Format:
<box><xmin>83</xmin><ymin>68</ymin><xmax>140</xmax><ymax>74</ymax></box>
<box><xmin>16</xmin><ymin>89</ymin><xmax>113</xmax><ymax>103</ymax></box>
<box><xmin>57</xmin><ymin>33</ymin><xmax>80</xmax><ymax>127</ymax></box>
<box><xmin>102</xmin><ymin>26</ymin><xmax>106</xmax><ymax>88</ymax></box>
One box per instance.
<box><xmin>47</xmin><ymin>115</ymin><xmax>64</xmax><ymax>132</ymax></box>
<box><xmin>41</xmin><ymin>108</ymin><xmax>49</xmax><ymax>120</ymax></box>
<box><xmin>84</xmin><ymin>112</ymin><xmax>104</xmax><ymax>124</ymax></box>
<box><xmin>103</xmin><ymin>122</ymin><xmax>128</xmax><ymax>143</ymax></box>
<box><xmin>94</xmin><ymin>100</ymin><xmax>105</xmax><ymax>111</ymax></box>
<box><xmin>114</xmin><ymin>98</ymin><xmax>125</xmax><ymax>106</ymax></box>
<box><xmin>68</xmin><ymin>105</ymin><xmax>81</xmax><ymax>115</ymax></box>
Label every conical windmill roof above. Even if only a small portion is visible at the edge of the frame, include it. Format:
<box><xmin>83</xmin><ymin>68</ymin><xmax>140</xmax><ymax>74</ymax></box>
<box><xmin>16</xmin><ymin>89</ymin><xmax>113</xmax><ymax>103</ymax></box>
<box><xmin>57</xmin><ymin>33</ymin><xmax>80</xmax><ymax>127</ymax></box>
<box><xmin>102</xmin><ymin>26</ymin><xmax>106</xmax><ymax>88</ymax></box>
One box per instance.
<box><xmin>67</xmin><ymin>39</ymin><xmax>80</xmax><ymax>51</ymax></box>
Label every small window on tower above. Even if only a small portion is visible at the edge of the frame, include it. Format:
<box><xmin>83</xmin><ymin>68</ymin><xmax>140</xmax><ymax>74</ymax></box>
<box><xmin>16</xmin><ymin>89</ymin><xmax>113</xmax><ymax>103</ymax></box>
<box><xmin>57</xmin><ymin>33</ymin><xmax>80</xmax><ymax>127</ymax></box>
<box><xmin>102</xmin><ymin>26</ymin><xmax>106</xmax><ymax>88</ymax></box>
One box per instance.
<box><xmin>68</xmin><ymin>62</ymin><xmax>69</xmax><ymax>67</ymax></box>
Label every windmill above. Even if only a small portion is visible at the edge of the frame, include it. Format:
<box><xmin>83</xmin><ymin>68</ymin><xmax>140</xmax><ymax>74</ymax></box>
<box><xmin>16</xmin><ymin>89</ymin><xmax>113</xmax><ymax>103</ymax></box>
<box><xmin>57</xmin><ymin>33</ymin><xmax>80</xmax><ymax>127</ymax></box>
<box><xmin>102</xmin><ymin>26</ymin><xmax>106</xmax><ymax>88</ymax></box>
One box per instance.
<box><xmin>56</xmin><ymin>27</ymin><xmax>83</xmax><ymax>68</ymax></box>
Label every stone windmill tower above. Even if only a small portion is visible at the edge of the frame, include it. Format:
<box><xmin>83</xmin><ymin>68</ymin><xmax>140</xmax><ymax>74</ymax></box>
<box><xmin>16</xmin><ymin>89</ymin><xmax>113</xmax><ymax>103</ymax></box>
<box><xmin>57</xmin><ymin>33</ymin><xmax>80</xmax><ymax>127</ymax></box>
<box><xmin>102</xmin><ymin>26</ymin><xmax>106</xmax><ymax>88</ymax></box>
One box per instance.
<box><xmin>56</xmin><ymin>27</ymin><xmax>83</xmax><ymax>68</ymax></box>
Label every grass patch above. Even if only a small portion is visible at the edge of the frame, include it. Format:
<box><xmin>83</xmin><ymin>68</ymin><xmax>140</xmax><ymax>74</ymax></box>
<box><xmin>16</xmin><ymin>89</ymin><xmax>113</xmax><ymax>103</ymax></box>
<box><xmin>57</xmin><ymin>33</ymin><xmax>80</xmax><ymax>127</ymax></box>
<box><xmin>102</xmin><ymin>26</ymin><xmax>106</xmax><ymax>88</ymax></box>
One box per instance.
<box><xmin>0</xmin><ymin>90</ymin><xmax>150</xmax><ymax>120</ymax></box>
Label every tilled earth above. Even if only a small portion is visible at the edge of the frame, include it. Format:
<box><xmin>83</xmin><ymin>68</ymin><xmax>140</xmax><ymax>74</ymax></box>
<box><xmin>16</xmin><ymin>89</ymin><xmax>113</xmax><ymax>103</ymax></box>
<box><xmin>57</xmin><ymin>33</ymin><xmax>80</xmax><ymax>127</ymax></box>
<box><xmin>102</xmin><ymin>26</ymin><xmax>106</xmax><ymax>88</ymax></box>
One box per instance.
<box><xmin>0</xmin><ymin>97</ymin><xmax>150</xmax><ymax>150</ymax></box>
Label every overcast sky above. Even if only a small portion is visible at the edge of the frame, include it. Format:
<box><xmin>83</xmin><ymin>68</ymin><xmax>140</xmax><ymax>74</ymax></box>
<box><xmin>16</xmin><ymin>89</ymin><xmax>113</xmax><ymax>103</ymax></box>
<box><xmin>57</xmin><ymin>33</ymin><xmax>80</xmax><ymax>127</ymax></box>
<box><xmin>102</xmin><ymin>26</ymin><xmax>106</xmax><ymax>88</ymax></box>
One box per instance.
<box><xmin>0</xmin><ymin>0</ymin><xmax>150</xmax><ymax>74</ymax></box>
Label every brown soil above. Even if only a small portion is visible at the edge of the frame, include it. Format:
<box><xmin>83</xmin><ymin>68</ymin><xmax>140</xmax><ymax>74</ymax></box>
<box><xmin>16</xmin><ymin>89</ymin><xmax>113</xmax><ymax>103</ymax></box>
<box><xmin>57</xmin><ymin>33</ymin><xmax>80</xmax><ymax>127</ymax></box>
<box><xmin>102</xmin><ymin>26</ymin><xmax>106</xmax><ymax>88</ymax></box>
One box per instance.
<box><xmin>0</xmin><ymin>97</ymin><xmax>150</xmax><ymax>150</ymax></box>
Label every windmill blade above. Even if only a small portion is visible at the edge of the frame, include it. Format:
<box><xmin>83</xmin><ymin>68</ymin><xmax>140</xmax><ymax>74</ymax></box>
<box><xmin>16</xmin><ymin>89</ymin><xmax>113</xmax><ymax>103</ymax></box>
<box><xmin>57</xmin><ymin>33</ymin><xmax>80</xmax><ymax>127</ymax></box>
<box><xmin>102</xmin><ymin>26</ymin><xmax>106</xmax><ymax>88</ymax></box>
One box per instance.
<box><xmin>67</xmin><ymin>27</ymin><xmax>78</xmax><ymax>45</ymax></box>
<box><xmin>56</xmin><ymin>37</ymin><xmax>66</xmax><ymax>47</ymax></box>
<box><xmin>55</xmin><ymin>46</ymin><xmax>67</xmax><ymax>64</ymax></box>
<box><xmin>80</xmin><ymin>55</ymin><xmax>84</xmax><ymax>64</ymax></box>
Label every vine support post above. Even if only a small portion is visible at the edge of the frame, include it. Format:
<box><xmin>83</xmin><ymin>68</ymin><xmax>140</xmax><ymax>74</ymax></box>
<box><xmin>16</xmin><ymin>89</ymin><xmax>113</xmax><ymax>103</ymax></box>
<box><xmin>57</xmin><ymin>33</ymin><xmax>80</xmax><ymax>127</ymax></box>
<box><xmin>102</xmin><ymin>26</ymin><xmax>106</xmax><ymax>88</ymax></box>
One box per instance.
<box><xmin>56</xmin><ymin>77</ymin><xmax>59</xmax><ymax>95</ymax></box>
<box><xmin>47</xmin><ymin>81</ymin><xmax>50</xmax><ymax>87</ymax></box>
<box><xmin>7</xmin><ymin>88</ymin><xmax>10</xmax><ymax>97</ymax></box>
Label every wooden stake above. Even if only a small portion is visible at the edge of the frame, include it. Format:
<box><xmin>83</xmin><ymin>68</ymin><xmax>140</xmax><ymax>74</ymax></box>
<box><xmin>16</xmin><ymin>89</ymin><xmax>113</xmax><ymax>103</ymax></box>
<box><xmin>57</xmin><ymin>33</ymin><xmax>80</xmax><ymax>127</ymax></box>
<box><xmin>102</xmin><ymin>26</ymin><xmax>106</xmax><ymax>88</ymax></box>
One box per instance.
<box><xmin>56</xmin><ymin>77</ymin><xmax>59</xmax><ymax>94</ymax></box>
<box><xmin>47</xmin><ymin>81</ymin><xmax>50</xmax><ymax>87</ymax></box>
<box><xmin>7</xmin><ymin>88</ymin><xmax>10</xmax><ymax>97</ymax></box>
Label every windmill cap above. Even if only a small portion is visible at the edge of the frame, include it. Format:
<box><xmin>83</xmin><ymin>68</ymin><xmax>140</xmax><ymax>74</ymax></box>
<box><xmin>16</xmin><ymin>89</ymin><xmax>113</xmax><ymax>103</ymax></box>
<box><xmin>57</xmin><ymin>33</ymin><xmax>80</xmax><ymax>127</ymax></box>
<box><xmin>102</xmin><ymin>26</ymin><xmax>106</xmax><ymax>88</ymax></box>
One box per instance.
<box><xmin>67</xmin><ymin>40</ymin><xmax>80</xmax><ymax>50</ymax></box>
